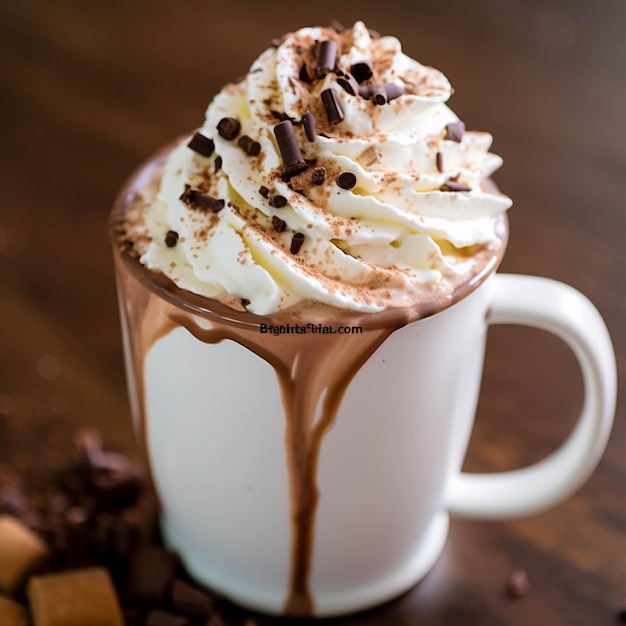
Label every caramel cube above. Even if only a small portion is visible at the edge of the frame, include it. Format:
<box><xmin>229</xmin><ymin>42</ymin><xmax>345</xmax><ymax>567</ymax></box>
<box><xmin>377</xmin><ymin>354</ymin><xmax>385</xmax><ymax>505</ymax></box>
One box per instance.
<box><xmin>28</xmin><ymin>567</ymin><xmax>124</xmax><ymax>626</ymax></box>
<box><xmin>0</xmin><ymin>514</ymin><xmax>49</xmax><ymax>593</ymax></box>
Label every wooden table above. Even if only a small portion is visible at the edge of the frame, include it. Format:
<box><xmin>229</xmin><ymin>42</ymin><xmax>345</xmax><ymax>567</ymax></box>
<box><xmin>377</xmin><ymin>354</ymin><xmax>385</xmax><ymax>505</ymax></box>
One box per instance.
<box><xmin>1</xmin><ymin>1</ymin><xmax>625</xmax><ymax>624</ymax></box>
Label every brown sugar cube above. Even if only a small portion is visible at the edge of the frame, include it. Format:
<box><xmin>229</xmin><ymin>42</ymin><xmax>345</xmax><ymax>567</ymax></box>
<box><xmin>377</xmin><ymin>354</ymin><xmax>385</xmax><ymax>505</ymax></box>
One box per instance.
<box><xmin>0</xmin><ymin>514</ymin><xmax>50</xmax><ymax>593</ymax></box>
<box><xmin>0</xmin><ymin>595</ymin><xmax>29</xmax><ymax>626</ymax></box>
<box><xmin>28</xmin><ymin>567</ymin><xmax>124</xmax><ymax>626</ymax></box>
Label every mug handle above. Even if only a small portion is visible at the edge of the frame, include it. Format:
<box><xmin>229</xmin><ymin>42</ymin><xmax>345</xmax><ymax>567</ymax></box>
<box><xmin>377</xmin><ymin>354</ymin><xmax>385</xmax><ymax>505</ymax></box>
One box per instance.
<box><xmin>445</xmin><ymin>274</ymin><xmax>616</xmax><ymax>519</ymax></box>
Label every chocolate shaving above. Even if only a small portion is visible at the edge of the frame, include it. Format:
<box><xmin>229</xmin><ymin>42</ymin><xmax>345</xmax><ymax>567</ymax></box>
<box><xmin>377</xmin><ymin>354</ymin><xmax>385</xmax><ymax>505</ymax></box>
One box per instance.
<box><xmin>187</xmin><ymin>132</ymin><xmax>214</xmax><ymax>157</ymax></box>
<box><xmin>179</xmin><ymin>187</ymin><xmax>225</xmax><ymax>212</ymax></box>
<box><xmin>441</xmin><ymin>180</ymin><xmax>472</xmax><ymax>192</ymax></box>
<box><xmin>312</xmin><ymin>167</ymin><xmax>326</xmax><ymax>185</ymax></box>
<box><xmin>351</xmin><ymin>62</ymin><xmax>373</xmax><ymax>83</ymax></box>
<box><xmin>272</xmin><ymin>216</ymin><xmax>287</xmax><ymax>232</ymax></box>
<box><xmin>445</xmin><ymin>120</ymin><xmax>466</xmax><ymax>142</ymax></box>
<box><xmin>271</xmin><ymin>110</ymin><xmax>293</xmax><ymax>122</ymax></box>
<box><xmin>164</xmin><ymin>231</ymin><xmax>179</xmax><ymax>248</ymax></box>
<box><xmin>360</xmin><ymin>82</ymin><xmax>404</xmax><ymax>104</ymax></box>
<box><xmin>299</xmin><ymin>63</ymin><xmax>313</xmax><ymax>84</ymax></box>
<box><xmin>216</xmin><ymin>117</ymin><xmax>241</xmax><ymax>140</ymax></box>
<box><xmin>337</xmin><ymin>171</ymin><xmax>357</xmax><ymax>190</ymax></box>
<box><xmin>269</xmin><ymin>195</ymin><xmax>287</xmax><ymax>208</ymax></box>
<box><xmin>258</xmin><ymin>186</ymin><xmax>270</xmax><ymax>198</ymax></box>
<box><xmin>436</xmin><ymin>151</ymin><xmax>444</xmax><ymax>173</ymax></box>
<box><xmin>290</xmin><ymin>232</ymin><xmax>305</xmax><ymax>254</ymax></box>
<box><xmin>329</xmin><ymin>19</ymin><xmax>346</xmax><ymax>33</ymax></box>
<box><xmin>337</xmin><ymin>74</ymin><xmax>359</xmax><ymax>96</ymax></box>
<box><xmin>321</xmin><ymin>88</ymin><xmax>344</xmax><ymax>124</ymax></box>
<box><xmin>214</xmin><ymin>155</ymin><xmax>222</xmax><ymax>172</ymax></box>
<box><xmin>273</xmin><ymin>120</ymin><xmax>309</xmax><ymax>178</ymax></box>
<box><xmin>237</xmin><ymin>135</ymin><xmax>261</xmax><ymax>156</ymax></box>
<box><xmin>316</xmin><ymin>39</ymin><xmax>337</xmax><ymax>78</ymax></box>
<box><xmin>383</xmin><ymin>82</ymin><xmax>404</xmax><ymax>101</ymax></box>
<box><xmin>302</xmin><ymin>111</ymin><xmax>317</xmax><ymax>142</ymax></box>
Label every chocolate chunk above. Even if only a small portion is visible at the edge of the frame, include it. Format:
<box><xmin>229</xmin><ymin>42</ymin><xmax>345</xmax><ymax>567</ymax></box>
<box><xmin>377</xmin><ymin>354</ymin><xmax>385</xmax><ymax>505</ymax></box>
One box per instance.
<box><xmin>269</xmin><ymin>195</ymin><xmax>287</xmax><ymax>208</ymax></box>
<box><xmin>337</xmin><ymin>171</ymin><xmax>357</xmax><ymax>190</ymax></box>
<box><xmin>0</xmin><ymin>596</ymin><xmax>28</xmax><ymax>626</ymax></box>
<box><xmin>187</xmin><ymin>132</ymin><xmax>215</xmax><ymax>157</ymax></box>
<box><xmin>237</xmin><ymin>135</ymin><xmax>261</xmax><ymax>156</ymax></box>
<box><xmin>0</xmin><ymin>515</ymin><xmax>50</xmax><ymax>594</ymax></box>
<box><xmin>312</xmin><ymin>167</ymin><xmax>326</xmax><ymax>185</ymax></box>
<box><xmin>273</xmin><ymin>120</ymin><xmax>309</xmax><ymax>178</ymax></box>
<box><xmin>506</xmin><ymin>567</ymin><xmax>530</xmax><ymax>599</ymax></box>
<box><xmin>337</xmin><ymin>74</ymin><xmax>359</xmax><ymax>96</ymax></box>
<box><xmin>214</xmin><ymin>155</ymin><xmax>222</xmax><ymax>172</ymax></box>
<box><xmin>216</xmin><ymin>117</ymin><xmax>241</xmax><ymax>140</ymax></box>
<box><xmin>168</xmin><ymin>579</ymin><xmax>216</xmax><ymax>619</ymax></box>
<box><xmin>272</xmin><ymin>216</ymin><xmax>287</xmax><ymax>232</ymax></box>
<box><xmin>179</xmin><ymin>187</ymin><xmax>225</xmax><ymax>213</ymax></box>
<box><xmin>165</xmin><ymin>230</ymin><xmax>179</xmax><ymax>247</ymax></box>
<box><xmin>128</xmin><ymin>546</ymin><xmax>179</xmax><ymax>603</ymax></box>
<box><xmin>436</xmin><ymin>152</ymin><xmax>444</xmax><ymax>173</ymax></box>
<box><xmin>445</xmin><ymin>120</ymin><xmax>466</xmax><ymax>142</ymax></box>
<box><xmin>258</xmin><ymin>186</ymin><xmax>270</xmax><ymax>198</ymax></box>
<box><xmin>290</xmin><ymin>232</ymin><xmax>305</xmax><ymax>255</ymax></box>
<box><xmin>28</xmin><ymin>567</ymin><xmax>124</xmax><ymax>626</ymax></box>
<box><xmin>321</xmin><ymin>88</ymin><xmax>344</xmax><ymax>124</ymax></box>
<box><xmin>441</xmin><ymin>180</ymin><xmax>472</xmax><ymax>192</ymax></box>
<box><xmin>316</xmin><ymin>39</ymin><xmax>337</xmax><ymax>78</ymax></box>
<box><xmin>145</xmin><ymin>609</ymin><xmax>192</xmax><ymax>626</ymax></box>
<box><xmin>351</xmin><ymin>62</ymin><xmax>373</xmax><ymax>83</ymax></box>
<box><xmin>302</xmin><ymin>111</ymin><xmax>317</xmax><ymax>142</ymax></box>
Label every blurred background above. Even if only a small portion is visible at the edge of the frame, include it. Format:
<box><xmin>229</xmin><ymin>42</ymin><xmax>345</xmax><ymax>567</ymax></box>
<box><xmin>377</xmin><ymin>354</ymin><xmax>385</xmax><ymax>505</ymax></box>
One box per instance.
<box><xmin>1</xmin><ymin>1</ymin><xmax>625</xmax><ymax>624</ymax></box>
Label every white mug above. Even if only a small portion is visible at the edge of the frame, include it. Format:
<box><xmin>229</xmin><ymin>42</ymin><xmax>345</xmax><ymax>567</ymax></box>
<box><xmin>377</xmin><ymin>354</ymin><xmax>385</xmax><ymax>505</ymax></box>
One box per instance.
<box><xmin>111</xmin><ymin>162</ymin><xmax>616</xmax><ymax>618</ymax></box>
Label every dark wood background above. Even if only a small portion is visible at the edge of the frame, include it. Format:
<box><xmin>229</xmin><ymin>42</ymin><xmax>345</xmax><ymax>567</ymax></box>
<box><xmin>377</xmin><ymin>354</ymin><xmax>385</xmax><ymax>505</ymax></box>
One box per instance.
<box><xmin>1</xmin><ymin>1</ymin><xmax>624</xmax><ymax>624</ymax></box>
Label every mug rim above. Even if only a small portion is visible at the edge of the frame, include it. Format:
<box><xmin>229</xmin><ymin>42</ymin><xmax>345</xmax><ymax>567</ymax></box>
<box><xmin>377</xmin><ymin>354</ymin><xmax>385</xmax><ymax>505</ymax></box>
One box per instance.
<box><xmin>109</xmin><ymin>141</ymin><xmax>509</xmax><ymax>332</ymax></box>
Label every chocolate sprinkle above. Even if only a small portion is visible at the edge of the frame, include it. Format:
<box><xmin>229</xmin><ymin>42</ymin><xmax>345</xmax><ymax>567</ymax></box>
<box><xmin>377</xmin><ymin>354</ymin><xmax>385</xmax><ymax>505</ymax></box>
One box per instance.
<box><xmin>302</xmin><ymin>111</ymin><xmax>317</xmax><ymax>143</ymax></box>
<box><xmin>321</xmin><ymin>88</ymin><xmax>344</xmax><ymax>124</ymax></box>
<box><xmin>237</xmin><ymin>135</ymin><xmax>261</xmax><ymax>156</ymax></box>
<box><xmin>337</xmin><ymin>171</ymin><xmax>357</xmax><ymax>190</ymax></box>
<box><xmin>164</xmin><ymin>230</ymin><xmax>179</xmax><ymax>248</ymax></box>
<box><xmin>441</xmin><ymin>180</ymin><xmax>472</xmax><ymax>192</ymax></box>
<box><xmin>269</xmin><ymin>195</ymin><xmax>287</xmax><ymax>208</ymax></box>
<box><xmin>445</xmin><ymin>120</ymin><xmax>466</xmax><ymax>142</ymax></box>
<box><xmin>351</xmin><ymin>62</ymin><xmax>373</xmax><ymax>83</ymax></box>
<box><xmin>187</xmin><ymin>132</ymin><xmax>214</xmax><ymax>157</ymax></box>
<box><xmin>179</xmin><ymin>187</ymin><xmax>225</xmax><ymax>212</ymax></box>
<box><xmin>436</xmin><ymin>151</ymin><xmax>444</xmax><ymax>173</ymax></box>
<box><xmin>258</xmin><ymin>186</ymin><xmax>270</xmax><ymax>198</ymax></box>
<box><xmin>312</xmin><ymin>167</ymin><xmax>326</xmax><ymax>185</ymax></box>
<box><xmin>272</xmin><ymin>215</ymin><xmax>287</xmax><ymax>232</ymax></box>
<box><xmin>290</xmin><ymin>232</ymin><xmax>305</xmax><ymax>254</ymax></box>
<box><xmin>316</xmin><ymin>39</ymin><xmax>337</xmax><ymax>78</ymax></box>
<box><xmin>273</xmin><ymin>120</ymin><xmax>309</xmax><ymax>178</ymax></box>
<box><xmin>216</xmin><ymin>117</ymin><xmax>241</xmax><ymax>140</ymax></box>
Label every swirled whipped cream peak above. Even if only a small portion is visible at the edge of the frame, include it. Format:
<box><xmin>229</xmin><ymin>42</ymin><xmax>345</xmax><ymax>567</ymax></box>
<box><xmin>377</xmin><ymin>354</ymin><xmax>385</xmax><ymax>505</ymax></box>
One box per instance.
<box><xmin>131</xmin><ymin>20</ymin><xmax>511</xmax><ymax>316</ymax></box>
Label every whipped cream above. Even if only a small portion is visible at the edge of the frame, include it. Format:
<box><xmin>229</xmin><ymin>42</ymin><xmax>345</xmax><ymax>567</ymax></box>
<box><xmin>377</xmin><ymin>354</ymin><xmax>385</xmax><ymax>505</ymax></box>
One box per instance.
<box><xmin>135</xmin><ymin>21</ymin><xmax>511</xmax><ymax>315</ymax></box>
